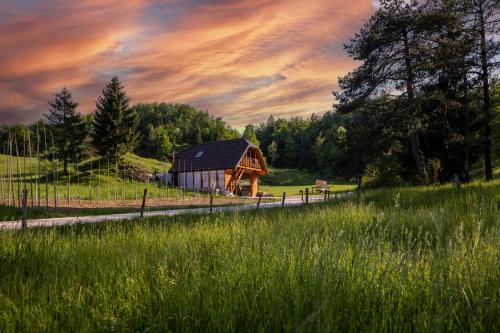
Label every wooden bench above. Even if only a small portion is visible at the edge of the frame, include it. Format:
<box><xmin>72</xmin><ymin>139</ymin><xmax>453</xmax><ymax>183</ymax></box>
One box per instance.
<box><xmin>312</xmin><ymin>180</ymin><xmax>328</xmax><ymax>193</ymax></box>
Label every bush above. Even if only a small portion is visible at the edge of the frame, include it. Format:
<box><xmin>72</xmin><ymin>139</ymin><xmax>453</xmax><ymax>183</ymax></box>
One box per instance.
<box><xmin>362</xmin><ymin>157</ymin><xmax>403</xmax><ymax>188</ymax></box>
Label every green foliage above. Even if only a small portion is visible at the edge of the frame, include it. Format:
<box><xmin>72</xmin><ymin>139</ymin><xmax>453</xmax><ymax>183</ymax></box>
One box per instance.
<box><xmin>362</xmin><ymin>159</ymin><xmax>403</xmax><ymax>188</ymax></box>
<box><xmin>266</xmin><ymin>140</ymin><xmax>278</xmax><ymax>165</ymax></box>
<box><xmin>492</xmin><ymin>81</ymin><xmax>500</xmax><ymax>161</ymax></box>
<box><xmin>134</xmin><ymin>103</ymin><xmax>240</xmax><ymax>159</ymax></box>
<box><xmin>0</xmin><ymin>181</ymin><xmax>498</xmax><ymax>331</ymax></box>
<box><xmin>256</xmin><ymin>114</ymin><xmax>340</xmax><ymax>172</ymax></box>
<box><xmin>242</xmin><ymin>124</ymin><xmax>259</xmax><ymax>146</ymax></box>
<box><xmin>92</xmin><ymin>77</ymin><xmax>139</xmax><ymax>161</ymax></box>
<box><xmin>45</xmin><ymin>87</ymin><xmax>87</xmax><ymax>173</ymax></box>
<box><xmin>332</xmin><ymin>0</ymin><xmax>499</xmax><ymax>184</ymax></box>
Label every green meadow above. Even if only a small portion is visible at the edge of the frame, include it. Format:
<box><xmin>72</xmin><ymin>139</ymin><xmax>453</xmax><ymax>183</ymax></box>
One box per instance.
<box><xmin>259</xmin><ymin>167</ymin><xmax>356</xmax><ymax>196</ymax></box>
<box><xmin>0</xmin><ymin>180</ymin><xmax>498</xmax><ymax>331</ymax></box>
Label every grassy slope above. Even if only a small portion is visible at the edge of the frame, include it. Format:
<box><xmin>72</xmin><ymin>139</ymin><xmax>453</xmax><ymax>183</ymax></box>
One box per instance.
<box><xmin>0</xmin><ymin>180</ymin><xmax>498</xmax><ymax>331</ymax></box>
<box><xmin>123</xmin><ymin>153</ymin><xmax>170</xmax><ymax>172</ymax></box>
<box><xmin>0</xmin><ymin>153</ymin><xmax>170</xmax><ymax>176</ymax></box>
<box><xmin>0</xmin><ymin>153</ymin><xmax>184</xmax><ymax>203</ymax></box>
<box><xmin>259</xmin><ymin>168</ymin><xmax>356</xmax><ymax>196</ymax></box>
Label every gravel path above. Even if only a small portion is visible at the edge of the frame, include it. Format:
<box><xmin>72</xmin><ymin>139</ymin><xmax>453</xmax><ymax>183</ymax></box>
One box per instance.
<box><xmin>0</xmin><ymin>193</ymin><xmax>354</xmax><ymax>230</ymax></box>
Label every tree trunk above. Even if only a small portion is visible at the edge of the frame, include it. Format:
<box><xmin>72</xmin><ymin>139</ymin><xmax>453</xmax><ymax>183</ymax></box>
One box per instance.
<box><xmin>403</xmin><ymin>28</ymin><xmax>428</xmax><ymax>185</ymax></box>
<box><xmin>478</xmin><ymin>4</ymin><xmax>493</xmax><ymax>180</ymax></box>
<box><xmin>463</xmin><ymin>73</ymin><xmax>470</xmax><ymax>182</ymax></box>
<box><xmin>63</xmin><ymin>158</ymin><xmax>68</xmax><ymax>175</ymax></box>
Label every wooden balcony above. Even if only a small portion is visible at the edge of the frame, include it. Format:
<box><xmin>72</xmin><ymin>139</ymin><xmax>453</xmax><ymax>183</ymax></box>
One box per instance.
<box><xmin>239</xmin><ymin>156</ymin><xmax>261</xmax><ymax>170</ymax></box>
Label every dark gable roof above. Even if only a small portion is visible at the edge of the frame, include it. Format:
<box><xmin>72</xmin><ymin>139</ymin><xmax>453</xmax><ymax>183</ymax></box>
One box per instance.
<box><xmin>170</xmin><ymin>138</ymin><xmax>257</xmax><ymax>172</ymax></box>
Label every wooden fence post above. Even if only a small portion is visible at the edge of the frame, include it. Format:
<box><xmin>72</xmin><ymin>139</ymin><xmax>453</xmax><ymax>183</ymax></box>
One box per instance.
<box><xmin>256</xmin><ymin>193</ymin><xmax>262</xmax><ymax>210</ymax></box>
<box><xmin>21</xmin><ymin>189</ymin><xmax>28</xmax><ymax>229</ymax></box>
<box><xmin>209</xmin><ymin>187</ymin><xmax>214</xmax><ymax>214</ymax></box>
<box><xmin>300</xmin><ymin>190</ymin><xmax>303</xmax><ymax>203</ymax></box>
<box><xmin>305</xmin><ymin>188</ymin><xmax>309</xmax><ymax>205</ymax></box>
<box><xmin>140</xmin><ymin>188</ymin><xmax>148</xmax><ymax>218</ymax></box>
<box><xmin>281</xmin><ymin>192</ymin><xmax>286</xmax><ymax>207</ymax></box>
<box><xmin>324</xmin><ymin>190</ymin><xmax>327</xmax><ymax>201</ymax></box>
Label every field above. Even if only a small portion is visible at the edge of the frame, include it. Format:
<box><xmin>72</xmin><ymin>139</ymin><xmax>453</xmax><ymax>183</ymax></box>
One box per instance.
<box><xmin>0</xmin><ymin>180</ymin><xmax>498</xmax><ymax>331</ymax></box>
<box><xmin>0</xmin><ymin>155</ymin><xmax>354</xmax><ymax>220</ymax></box>
<box><xmin>259</xmin><ymin>168</ymin><xmax>356</xmax><ymax>196</ymax></box>
<box><xmin>0</xmin><ymin>153</ymin><xmax>186</xmax><ymax>205</ymax></box>
<box><xmin>0</xmin><ymin>153</ymin><xmax>247</xmax><ymax>220</ymax></box>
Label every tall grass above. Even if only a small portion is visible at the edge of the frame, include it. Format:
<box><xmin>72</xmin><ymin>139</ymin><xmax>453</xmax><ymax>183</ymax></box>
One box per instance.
<box><xmin>0</xmin><ymin>153</ymin><xmax>190</xmax><ymax>204</ymax></box>
<box><xmin>0</xmin><ymin>181</ymin><xmax>498</xmax><ymax>331</ymax></box>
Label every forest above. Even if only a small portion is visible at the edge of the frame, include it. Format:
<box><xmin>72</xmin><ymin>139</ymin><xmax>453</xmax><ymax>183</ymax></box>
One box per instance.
<box><xmin>0</xmin><ymin>78</ymin><xmax>240</xmax><ymax>171</ymax></box>
<box><xmin>0</xmin><ymin>0</ymin><xmax>498</xmax><ymax>189</ymax></box>
<box><xmin>257</xmin><ymin>0</ymin><xmax>499</xmax><ymax>186</ymax></box>
<box><xmin>0</xmin><ymin>1</ymin><xmax>499</xmax><ymax>331</ymax></box>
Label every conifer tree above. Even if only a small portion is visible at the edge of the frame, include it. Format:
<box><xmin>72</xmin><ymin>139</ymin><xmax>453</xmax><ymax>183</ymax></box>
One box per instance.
<box><xmin>92</xmin><ymin>76</ymin><xmax>139</xmax><ymax>162</ymax></box>
<box><xmin>45</xmin><ymin>87</ymin><xmax>86</xmax><ymax>174</ymax></box>
<box><xmin>469</xmin><ymin>0</ymin><xmax>498</xmax><ymax>180</ymax></box>
<box><xmin>337</xmin><ymin>0</ymin><xmax>429</xmax><ymax>184</ymax></box>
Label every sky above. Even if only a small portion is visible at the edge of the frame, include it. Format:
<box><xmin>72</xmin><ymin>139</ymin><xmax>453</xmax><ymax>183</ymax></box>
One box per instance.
<box><xmin>0</xmin><ymin>0</ymin><xmax>376</xmax><ymax>128</ymax></box>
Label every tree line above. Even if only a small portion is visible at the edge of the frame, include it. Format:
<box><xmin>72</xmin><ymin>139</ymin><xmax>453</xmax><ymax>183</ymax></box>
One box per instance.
<box><xmin>256</xmin><ymin>0</ymin><xmax>499</xmax><ymax>186</ymax></box>
<box><xmin>0</xmin><ymin>77</ymin><xmax>239</xmax><ymax>173</ymax></box>
<box><xmin>1</xmin><ymin>0</ymin><xmax>497</xmax><ymax>187</ymax></box>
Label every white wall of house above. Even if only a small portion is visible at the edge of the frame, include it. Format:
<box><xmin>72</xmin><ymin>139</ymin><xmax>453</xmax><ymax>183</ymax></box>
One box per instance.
<box><xmin>178</xmin><ymin>170</ymin><xmax>226</xmax><ymax>190</ymax></box>
<box><xmin>194</xmin><ymin>171</ymin><xmax>201</xmax><ymax>189</ymax></box>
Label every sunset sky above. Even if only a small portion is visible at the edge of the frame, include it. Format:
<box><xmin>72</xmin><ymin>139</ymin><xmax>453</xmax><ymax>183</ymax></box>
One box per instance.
<box><xmin>0</xmin><ymin>0</ymin><xmax>376</xmax><ymax>128</ymax></box>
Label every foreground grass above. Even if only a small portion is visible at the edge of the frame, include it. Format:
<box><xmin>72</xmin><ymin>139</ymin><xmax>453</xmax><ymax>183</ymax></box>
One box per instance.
<box><xmin>0</xmin><ymin>181</ymin><xmax>499</xmax><ymax>331</ymax></box>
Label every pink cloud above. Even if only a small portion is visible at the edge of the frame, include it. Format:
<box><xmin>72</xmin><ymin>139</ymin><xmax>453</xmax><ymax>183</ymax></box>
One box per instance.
<box><xmin>0</xmin><ymin>0</ymin><xmax>373</xmax><ymax>127</ymax></box>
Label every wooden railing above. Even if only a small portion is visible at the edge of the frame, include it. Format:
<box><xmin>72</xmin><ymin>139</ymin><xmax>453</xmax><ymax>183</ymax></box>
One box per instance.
<box><xmin>240</xmin><ymin>157</ymin><xmax>260</xmax><ymax>169</ymax></box>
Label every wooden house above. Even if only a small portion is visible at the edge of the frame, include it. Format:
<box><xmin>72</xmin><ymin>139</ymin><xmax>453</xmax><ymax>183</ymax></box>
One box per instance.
<box><xmin>169</xmin><ymin>138</ymin><xmax>269</xmax><ymax>197</ymax></box>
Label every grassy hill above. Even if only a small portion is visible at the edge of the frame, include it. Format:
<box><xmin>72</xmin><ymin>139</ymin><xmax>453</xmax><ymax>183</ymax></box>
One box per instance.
<box><xmin>0</xmin><ymin>180</ymin><xmax>498</xmax><ymax>331</ymax></box>
<box><xmin>123</xmin><ymin>153</ymin><xmax>170</xmax><ymax>172</ymax></box>
<box><xmin>0</xmin><ymin>152</ymin><xmax>178</xmax><ymax>204</ymax></box>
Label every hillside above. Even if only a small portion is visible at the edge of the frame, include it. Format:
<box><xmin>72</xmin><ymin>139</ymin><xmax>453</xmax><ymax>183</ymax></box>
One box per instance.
<box><xmin>0</xmin><ymin>153</ymin><xmax>170</xmax><ymax>177</ymax></box>
<box><xmin>0</xmin><ymin>153</ymin><xmax>177</xmax><ymax>204</ymax></box>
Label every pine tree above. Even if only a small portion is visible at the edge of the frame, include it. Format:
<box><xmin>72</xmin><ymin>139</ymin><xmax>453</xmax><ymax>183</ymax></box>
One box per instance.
<box><xmin>468</xmin><ymin>0</ymin><xmax>499</xmax><ymax>180</ymax></box>
<box><xmin>45</xmin><ymin>87</ymin><xmax>87</xmax><ymax>174</ymax></box>
<box><xmin>92</xmin><ymin>77</ymin><xmax>139</xmax><ymax>162</ymax></box>
<box><xmin>337</xmin><ymin>0</ymin><xmax>429</xmax><ymax>184</ymax></box>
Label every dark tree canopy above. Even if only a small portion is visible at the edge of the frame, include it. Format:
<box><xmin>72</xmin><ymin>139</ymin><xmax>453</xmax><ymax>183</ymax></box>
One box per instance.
<box><xmin>92</xmin><ymin>76</ymin><xmax>139</xmax><ymax>161</ymax></box>
<box><xmin>45</xmin><ymin>87</ymin><xmax>87</xmax><ymax>173</ymax></box>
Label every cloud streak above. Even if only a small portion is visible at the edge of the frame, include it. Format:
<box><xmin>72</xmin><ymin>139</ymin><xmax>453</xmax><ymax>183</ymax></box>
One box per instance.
<box><xmin>0</xmin><ymin>0</ymin><xmax>374</xmax><ymax>127</ymax></box>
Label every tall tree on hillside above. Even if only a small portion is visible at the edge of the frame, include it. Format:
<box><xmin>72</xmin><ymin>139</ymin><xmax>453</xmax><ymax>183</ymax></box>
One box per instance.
<box><xmin>469</xmin><ymin>0</ymin><xmax>499</xmax><ymax>180</ymax></box>
<box><xmin>242</xmin><ymin>124</ymin><xmax>260</xmax><ymax>146</ymax></box>
<box><xmin>45</xmin><ymin>87</ymin><xmax>87</xmax><ymax>174</ymax></box>
<box><xmin>336</xmin><ymin>0</ymin><xmax>429</xmax><ymax>184</ymax></box>
<box><xmin>420</xmin><ymin>0</ymin><xmax>478</xmax><ymax>181</ymax></box>
<box><xmin>92</xmin><ymin>77</ymin><xmax>139</xmax><ymax>162</ymax></box>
